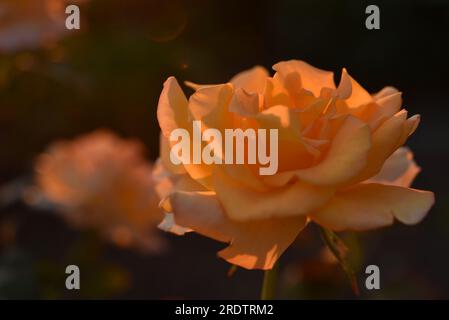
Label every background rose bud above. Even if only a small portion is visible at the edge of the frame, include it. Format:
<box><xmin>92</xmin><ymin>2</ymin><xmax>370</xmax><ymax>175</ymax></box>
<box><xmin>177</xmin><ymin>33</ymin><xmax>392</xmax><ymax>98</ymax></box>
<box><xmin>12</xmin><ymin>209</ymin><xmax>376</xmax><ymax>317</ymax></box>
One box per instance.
<box><xmin>31</xmin><ymin>130</ymin><xmax>165</xmax><ymax>253</ymax></box>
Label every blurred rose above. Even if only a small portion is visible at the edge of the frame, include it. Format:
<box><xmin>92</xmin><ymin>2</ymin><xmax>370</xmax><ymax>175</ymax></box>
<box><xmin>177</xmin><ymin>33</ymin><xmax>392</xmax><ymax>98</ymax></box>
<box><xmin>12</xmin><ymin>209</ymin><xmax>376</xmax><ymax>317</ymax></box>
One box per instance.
<box><xmin>0</xmin><ymin>0</ymin><xmax>86</xmax><ymax>52</ymax></box>
<box><xmin>30</xmin><ymin>130</ymin><xmax>164</xmax><ymax>253</ymax></box>
<box><xmin>155</xmin><ymin>60</ymin><xmax>434</xmax><ymax>269</ymax></box>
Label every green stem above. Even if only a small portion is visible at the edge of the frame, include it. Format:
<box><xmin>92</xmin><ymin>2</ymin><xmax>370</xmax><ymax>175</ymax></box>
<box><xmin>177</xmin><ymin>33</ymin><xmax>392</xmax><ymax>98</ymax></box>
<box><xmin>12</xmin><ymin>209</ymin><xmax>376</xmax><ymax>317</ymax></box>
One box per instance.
<box><xmin>260</xmin><ymin>261</ymin><xmax>279</xmax><ymax>300</ymax></box>
<box><xmin>227</xmin><ymin>264</ymin><xmax>238</xmax><ymax>277</ymax></box>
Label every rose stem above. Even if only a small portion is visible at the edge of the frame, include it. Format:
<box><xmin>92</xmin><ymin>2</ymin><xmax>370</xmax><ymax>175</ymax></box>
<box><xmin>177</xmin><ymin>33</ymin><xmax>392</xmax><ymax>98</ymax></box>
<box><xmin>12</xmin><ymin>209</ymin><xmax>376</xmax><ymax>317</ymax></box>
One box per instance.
<box><xmin>261</xmin><ymin>261</ymin><xmax>279</xmax><ymax>300</ymax></box>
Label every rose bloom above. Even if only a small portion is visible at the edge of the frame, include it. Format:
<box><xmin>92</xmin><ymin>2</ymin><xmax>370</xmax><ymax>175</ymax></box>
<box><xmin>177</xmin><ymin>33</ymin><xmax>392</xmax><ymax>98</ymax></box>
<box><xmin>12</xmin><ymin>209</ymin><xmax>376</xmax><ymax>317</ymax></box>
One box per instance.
<box><xmin>32</xmin><ymin>130</ymin><xmax>165</xmax><ymax>253</ymax></box>
<box><xmin>0</xmin><ymin>0</ymin><xmax>85</xmax><ymax>52</ymax></box>
<box><xmin>156</xmin><ymin>60</ymin><xmax>435</xmax><ymax>270</ymax></box>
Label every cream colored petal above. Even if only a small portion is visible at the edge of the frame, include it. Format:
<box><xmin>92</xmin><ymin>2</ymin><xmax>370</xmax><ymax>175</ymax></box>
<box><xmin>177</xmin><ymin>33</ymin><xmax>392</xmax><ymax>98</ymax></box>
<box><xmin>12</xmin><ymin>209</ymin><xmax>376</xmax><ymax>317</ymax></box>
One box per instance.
<box><xmin>311</xmin><ymin>183</ymin><xmax>434</xmax><ymax>231</ymax></box>
<box><xmin>273</xmin><ymin>60</ymin><xmax>335</xmax><ymax>97</ymax></box>
<box><xmin>161</xmin><ymin>190</ymin><xmax>307</xmax><ymax>270</ymax></box>
<box><xmin>230</xmin><ymin>66</ymin><xmax>269</xmax><ymax>93</ymax></box>
<box><xmin>366</xmin><ymin>147</ymin><xmax>421</xmax><ymax>187</ymax></box>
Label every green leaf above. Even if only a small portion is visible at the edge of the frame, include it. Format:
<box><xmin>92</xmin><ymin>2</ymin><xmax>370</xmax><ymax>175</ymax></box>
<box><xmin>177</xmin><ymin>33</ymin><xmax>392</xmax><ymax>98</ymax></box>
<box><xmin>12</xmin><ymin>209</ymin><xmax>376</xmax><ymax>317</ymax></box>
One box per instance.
<box><xmin>318</xmin><ymin>226</ymin><xmax>360</xmax><ymax>296</ymax></box>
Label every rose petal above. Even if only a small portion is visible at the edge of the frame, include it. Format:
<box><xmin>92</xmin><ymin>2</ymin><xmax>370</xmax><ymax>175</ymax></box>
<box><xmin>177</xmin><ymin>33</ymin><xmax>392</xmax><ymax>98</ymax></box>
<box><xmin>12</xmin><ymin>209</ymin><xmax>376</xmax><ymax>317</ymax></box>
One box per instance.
<box><xmin>158</xmin><ymin>213</ymin><xmax>191</xmax><ymax>236</ymax></box>
<box><xmin>162</xmin><ymin>83</ymin><xmax>234</xmax><ymax>188</ymax></box>
<box><xmin>263</xmin><ymin>77</ymin><xmax>290</xmax><ymax>108</ymax></box>
<box><xmin>338</xmin><ymin>69</ymin><xmax>372</xmax><ymax>108</ymax></box>
<box><xmin>230</xmin><ymin>66</ymin><xmax>269</xmax><ymax>93</ymax></box>
<box><xmin>366</xmin><ymin>147</ymin><xmax>421</xmax><ymax>187</ymax></box>
<box><xmin>273</xmin><ymin>60</ymin><xmax>335</xmax><ymax>97</ymax></box>
<box><xmin>311</xmin><ymin>183</ymin><xmax>434</xmax><ymax>231</ymax></box>
<box><xmin>374</xmin><ymin>86</ymin><xmax>399</xmax><ymax>100</ymax></box>
<box><xmin>212</xmin><ymin>165</ymin><xmax>334</xmax><ymax>221</ymax></box>
<box><xmin>396</xmin><ymin>114</ymin><xmax>420</xmax><ymax>148</ymax></box>
<box><xmin>375</xmin><ymin>92</ymin><xmax>402</xmax><ymax>118</ymax></box>
<box><xmin>161</xmin><ymin>190</ymin><xmax>307</xmax><ymax>269</ymax></box>
<box><xmin>229</xmin><ymin>88</ymin><xmax>261</xmax><ymax>116</ymax></box>
<box><xmin>188</xmin><ymin>83</ymin><xmax>234</xmax><ymax>129</ymax></box>
<box><xmin>159</xmin><ymin>134</ymin><xmax>186</xmax><ymax>175</ymax></box>
<box><xmin>294</xmin><ymin>116</ymin><xmax>371</xmax><ymax>185</ymax></box>
<box><xmin>157</xmin><ymin>77</ymin><xmax>189</xmax><ymax>138</ymax></box>
<box><xmin>335</xmin><ymin>68</ymin><xmax>352</xmax><ymax>99</ymax></box>
<box><xmin>349</xmin><ymin>110</ymin><xmax>408</xmax><ymax>183</ymax></box>
<box><xmin>254</xmin><ymin>105</ymin><xmax>321</xmax><ymax>170</ymax></box>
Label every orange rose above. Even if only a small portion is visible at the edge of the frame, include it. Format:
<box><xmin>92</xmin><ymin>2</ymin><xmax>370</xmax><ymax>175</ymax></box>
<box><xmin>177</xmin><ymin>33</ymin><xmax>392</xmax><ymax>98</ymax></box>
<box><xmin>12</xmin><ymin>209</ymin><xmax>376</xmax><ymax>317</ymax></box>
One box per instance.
<box><xmin>155</xmin><ymin>60</ymin><xmax>434</xmax><ymax>270</ymax></box>
<box><xmin>32</xmin><ymin>130</ymin><xmax>165</xmax><ymax>253</ymax></box>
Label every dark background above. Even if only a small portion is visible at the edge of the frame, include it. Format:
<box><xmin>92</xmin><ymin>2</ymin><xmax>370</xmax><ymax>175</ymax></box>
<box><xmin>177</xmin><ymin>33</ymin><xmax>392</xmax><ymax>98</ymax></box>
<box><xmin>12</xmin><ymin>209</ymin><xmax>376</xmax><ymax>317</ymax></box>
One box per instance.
<box><xmin>0</xmin><ymin>0</ymin><xmax>448</xmax><ymax>299</ymax></box>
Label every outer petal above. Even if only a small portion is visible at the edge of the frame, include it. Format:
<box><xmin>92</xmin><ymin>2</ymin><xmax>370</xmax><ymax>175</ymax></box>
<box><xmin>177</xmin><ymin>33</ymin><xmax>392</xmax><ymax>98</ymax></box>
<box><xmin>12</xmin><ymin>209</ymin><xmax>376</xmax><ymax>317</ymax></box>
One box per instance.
<box><xmin>366</xmin><ymin>147</ymin><xmax>421</xmax><ymax>187</ymax></box>
<box><xmin>230</xmin><ymin>66</ymin><xmax>269</xmax><ymax>93</ymax></box>
<box><xmin>155</xmin><ymin>167</ymin><xmax>207</xmax><ymax>236</ymax></box>
<box><xmin>368</xmin><ymin>91</ymin><xmax>402</xmax><ymax>129</ymax></box>
<box><xmin>152</xmin><ymin>158</ymin><xmax>176</xmax><ymax>200</ymax></box>
<box><xmin>374</xmin><ymin>86</ymin><xmax>399</xmax><ymax>100</ymax></box>
<box><xmin>348</xmin><ymin>110</ymin><xmax>411</xmax><ymax>184</ymax></box>
<box><xmin>157</xmin><ymin>77</ymin><xmax>189</xmax><ymax>138</ymax></box>
<box><xmin>160</xmin><ymin>190</ymin><xmax>307</xmax><ymax>270</ymax></box>
<box><xmin>159</xmin><ymin>134</ymin><xmax>186</xmax><ymax>175</ymax></box>
<box><xmin>375</xmin><ymin>91</ymin><xmax>402</xmax><ymax>116</ymax></box>
<box><xmin>168</xmin><ymin>83</ymin><xmax>234</xmax><ymax>188</ymax></box>
<box><xmin>396</xmin><ymin>114</ymin><xmax>420</xmax><ymax>148</ymax></box>
<box><xmin>158</xmin><ymin>213</ymin><xmax>191</xmax><ymax>236</ymax></box>
<box><xmin>311</xmin><ymin>183</ymin><xmax>434</xmax><ymax>231</ymax></box>
<box><xmin>156</xmin><ymin>77</ymin><xmax>214</xmax><ymax>187</ymax></box>
<box><xmin>294</xmin><ymin>116</ymin><xmax>371</xmax><ymax>186</ymax></box>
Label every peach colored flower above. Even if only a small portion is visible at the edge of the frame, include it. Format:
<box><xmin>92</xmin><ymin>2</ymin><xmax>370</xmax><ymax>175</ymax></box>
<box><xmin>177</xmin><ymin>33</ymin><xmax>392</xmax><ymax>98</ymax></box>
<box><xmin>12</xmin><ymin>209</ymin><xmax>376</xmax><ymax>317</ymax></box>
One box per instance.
<box><xmin>32</xmin><ymin>130</ymin><xmax>164</xmax><ymax>253</ymax></box>
<box><xmin>0</xmin><ymin>0</ymin><xmax>86</xmax><ymax>52</ymax></box>
<box><xmin>155</xmin><ymin>60</ymin><xmax>434</xmax><ymax>269</ymax></box>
